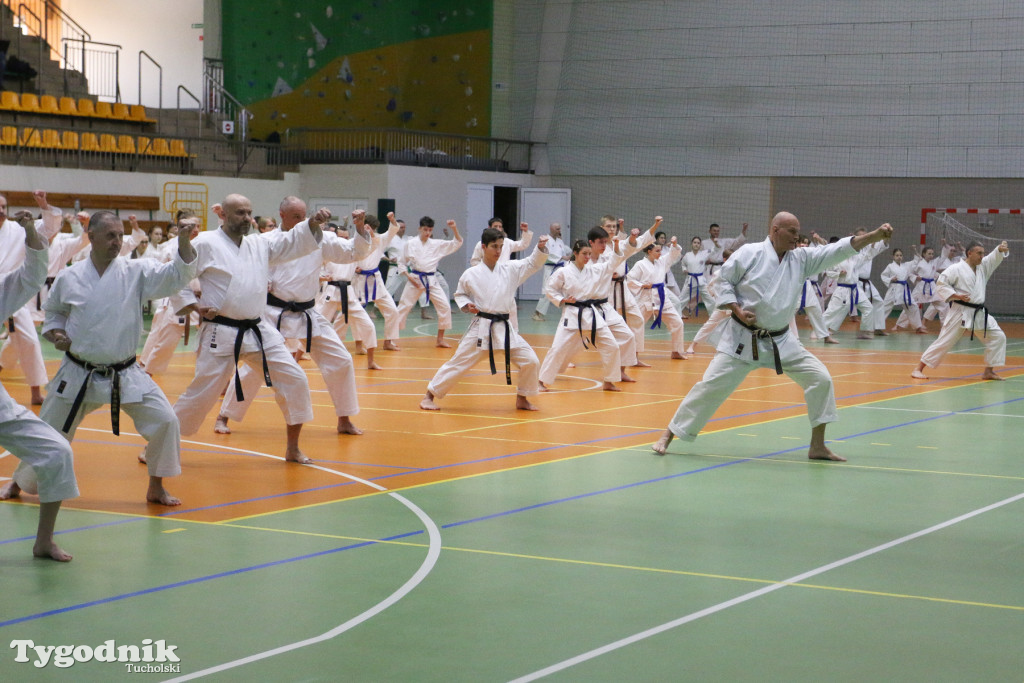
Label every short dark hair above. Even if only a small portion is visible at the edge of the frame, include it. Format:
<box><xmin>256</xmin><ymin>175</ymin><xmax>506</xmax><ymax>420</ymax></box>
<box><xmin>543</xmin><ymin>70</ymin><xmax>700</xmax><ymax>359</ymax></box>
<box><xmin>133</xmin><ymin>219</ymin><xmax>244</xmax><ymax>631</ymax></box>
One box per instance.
<box><xmin>572</xmin><ymin>239</ymin><xmax>589</xmax><ymax>254</ymax></box>
<box><xmin>965</xmin><ymin>241</ymin><xmax>984</xmax><ymax>254</ymax></box>
<box><xmin>87</xmin><ymin>210</ymin><xmax>121</xmax><ymax>233</ymax></box>
<box><xmin>892</xmin><ymin>247</ymin><xmax>903</xmax><ymax>256</ymax></box>
<box><xmin>709</xmin><ymin>223</ymin><xmax>720</xmax><ymax>229</ymax></box>
<box><xmin>364</xmin><ymin>214</ymin><xmax>380</xmax><ymax>230</ymax></box>
<box><xmin>643</xmin><ymin>243</ymin><xmax>657</xmax><ymax>254</ymax></box>
<box><xmin>419</xmin><ymin>216</ymin><xmax>434</xmax><ymax>228</ymax></box>
<box><xmin>655</xmin><ymin>231</ymin><xmax>666</xmax><ymax>240</ymax></box>
<box><xmin>587</xmin><ymin>225</ymin><xmax>609</xmax><ymax>243</ymax></box>
<box><xmin>481</xmin><ymin>227</ymin><xmax>505</xmax><ymax>246</ymax></box>
<box><xmin>487</xmin><ymin>217</ymin><xmax>503</xmax><ymax>227</ymax></box>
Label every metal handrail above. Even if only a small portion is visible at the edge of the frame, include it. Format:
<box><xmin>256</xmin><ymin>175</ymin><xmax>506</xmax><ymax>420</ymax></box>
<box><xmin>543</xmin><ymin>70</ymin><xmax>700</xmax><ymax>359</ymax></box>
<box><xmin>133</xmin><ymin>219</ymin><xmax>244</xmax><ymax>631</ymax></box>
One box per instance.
<box><xmin>176</xmin><ymin>84</ymin><xmax>201</xmax><ymax>137</ymax></box>
<box><xmin>62</xmin><ymin>37</ymin><xmax>122</xmax><ymax>101</ymax></box>
<box><xmin>138</xmin><ymin>50</ymin><xmax>162</xmax><ymax>112</ymax></box>
<box><xmin>202</xmin><ymin>71</ymin><xmax>251</xmax><ymax>140</ymax></box>
<box><xmin>16</xmin><ymin>3</ymin><xmax>44</xmax><ymax>85</ymax></box>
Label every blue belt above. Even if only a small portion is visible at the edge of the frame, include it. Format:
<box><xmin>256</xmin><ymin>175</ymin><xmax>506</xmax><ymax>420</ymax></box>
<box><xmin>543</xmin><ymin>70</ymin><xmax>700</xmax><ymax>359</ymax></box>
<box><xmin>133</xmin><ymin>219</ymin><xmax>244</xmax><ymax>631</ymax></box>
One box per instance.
<box><xmin>896</xmin><ymin>280</ymin><xmax>912</xmax><ymax>307</ymax></box>
<box><xmin>837</xmin><ymin>283</ymin><xmax>859</xmax><ymax>315</ymax></box>
<box><xmin>360</xmin><ymin>267</ymin><xmax>379</xmax><ymax>302</ymax></box>
<box><xmin>412</xmin><ymin>269</ymin><xmax>435</xmax><ymax>304</ymax></box>
<box><xmin>687</xmin><ymin>272</ymin><xmax>702</xmax><ymax>303</ymax></box>
<box><xmin>650</xmin><ymin>283</ymin><xmax>667</xmax><ymax>329</ymax></box>
<box><xmin>922</xmin><ymin>278</ymin><xmax>934</xmax><ymax>298</ymax></box>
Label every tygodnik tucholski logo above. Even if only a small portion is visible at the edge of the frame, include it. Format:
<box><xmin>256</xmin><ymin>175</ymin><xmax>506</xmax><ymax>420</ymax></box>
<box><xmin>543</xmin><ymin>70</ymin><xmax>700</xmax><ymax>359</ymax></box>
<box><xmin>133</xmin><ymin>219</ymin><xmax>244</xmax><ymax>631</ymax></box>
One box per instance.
<box><xmin>10</xmin><ymin>638</ymin><xmax>181</xmax><ymax>672</ymax></box>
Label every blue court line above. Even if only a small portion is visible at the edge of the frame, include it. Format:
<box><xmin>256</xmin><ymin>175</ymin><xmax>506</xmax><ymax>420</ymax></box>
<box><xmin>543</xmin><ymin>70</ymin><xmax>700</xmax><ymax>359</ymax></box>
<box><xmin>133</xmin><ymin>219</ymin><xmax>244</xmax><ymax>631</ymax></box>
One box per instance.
<box><xmin>0</xmin><ymin>516</ymin><xmax>142</xmax><ymax>546</ymax></box>
<box><xmin>4</xmin><ymin>392</ymin><xmax>1020</xmax><ymax>629</ymax></box>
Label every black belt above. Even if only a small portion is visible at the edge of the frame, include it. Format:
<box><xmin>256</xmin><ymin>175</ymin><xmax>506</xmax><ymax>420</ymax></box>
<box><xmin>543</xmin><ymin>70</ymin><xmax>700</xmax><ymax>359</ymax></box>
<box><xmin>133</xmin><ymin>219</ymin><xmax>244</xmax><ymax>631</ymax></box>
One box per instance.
<box><xmin>858</xmin><ymin>277</ymin><xmax>874</xmax><ymax>302</ymax></box>
<box><xmin>209</xmin><ymin>315</ymin><xmax>272</xmax><ymax>402</ymax></box>
<box><xmin>611</xmin><ymin>275</ymin><xmax>627</xmax><ymax>319</ymax></box>
<box><xmin>325</xmin><ymin>281</ymin><xmax>350</xmax><ymax>325</ymax></box>
<box><xmin>36</xmin><ymin>276</ymin><xmax>55</xmax><ymax>310</ymax></box>
<box><xmin>565</xmin><ymin>298</ymin><xmax>607</xmax><ymax>348</ymax></box>
<box><xmin>953</xmin><ymin>300</ymin><xmax>988</xmax><ymax>341</ymax></box>
<box><xmin>476</xmin><ymin>311</ymin><xmax>511</xmax><ymax>385</ymax></box>
<box><xmin>707</xmin><ymin>260</ymin><xmax>724</xmax><ymax>266</ymax></box>
<box><xmin>267</xmin><ymin>293</ymin><xmax>316</xmax><ymax>352</ymax></box>
<box><xmin>63</xmin><ymin>352</ymin><xmax>136</xmax><ymax>436</ymax></box>
<box><xmin>731</xmin><ymin>313</ymin><xmax>788</xmax><ymax>375</ymax></box>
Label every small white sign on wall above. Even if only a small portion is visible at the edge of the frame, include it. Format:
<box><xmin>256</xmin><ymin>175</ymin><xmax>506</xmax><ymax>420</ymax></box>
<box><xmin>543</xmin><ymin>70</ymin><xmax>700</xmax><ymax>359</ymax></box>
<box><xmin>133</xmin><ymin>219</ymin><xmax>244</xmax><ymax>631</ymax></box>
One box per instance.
<box><xmin>221</xmin><ymin>120</ymin><xmax>235</xmax><ymax>135</ymax></box>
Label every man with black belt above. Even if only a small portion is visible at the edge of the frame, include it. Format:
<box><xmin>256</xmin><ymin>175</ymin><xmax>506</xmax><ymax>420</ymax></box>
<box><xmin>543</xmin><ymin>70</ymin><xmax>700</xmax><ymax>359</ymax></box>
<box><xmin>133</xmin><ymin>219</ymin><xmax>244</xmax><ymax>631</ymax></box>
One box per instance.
<box><xmin>653</xmin><ymin>213</ymin><xmax>892</xmax><ymax>461</ymax></box>
<box><xmin>212</xmin><ymin>197</ymin><xmax>371</xmax><ymax>437</ymax></box>
<box><xmin>4</xmin><ymin>210</ymin><xmax>196</xmax><ymax>506</ymax></box>
<box><xmin>912</xmin><ymin>240</ymin><xmax>1010</xmax><ymax>381</ymax></box>
<box><xmin>420</xmin><ymin>228</ymin><xmax>548</xmax><ymax>411</ymax></box>
<box><xmin>702</xmin><ymin>221</ymin><xmax>748</xmax><ymax>279</ymax></box>
<box><xmin>175</xmin><ymin>195</ymin><xmax>370</xmax><ymax>462</ymax></box>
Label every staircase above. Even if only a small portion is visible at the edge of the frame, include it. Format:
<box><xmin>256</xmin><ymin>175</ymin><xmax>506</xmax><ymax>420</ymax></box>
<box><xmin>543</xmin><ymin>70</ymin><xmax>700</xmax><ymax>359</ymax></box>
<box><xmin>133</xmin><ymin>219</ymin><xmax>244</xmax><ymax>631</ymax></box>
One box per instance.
<box><xmin>0</xmin><ymin>3</ymin><xmax>90</xmax><ymax>98</ymax></box>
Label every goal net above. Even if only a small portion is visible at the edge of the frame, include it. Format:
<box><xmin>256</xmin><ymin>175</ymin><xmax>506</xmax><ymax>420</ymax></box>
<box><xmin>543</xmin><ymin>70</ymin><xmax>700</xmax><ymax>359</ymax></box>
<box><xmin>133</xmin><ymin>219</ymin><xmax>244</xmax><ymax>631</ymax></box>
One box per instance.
<box><xmin>924</xmin><ymin>211</ymin><xmax>1024</xmax><ymax>317</ymax></box>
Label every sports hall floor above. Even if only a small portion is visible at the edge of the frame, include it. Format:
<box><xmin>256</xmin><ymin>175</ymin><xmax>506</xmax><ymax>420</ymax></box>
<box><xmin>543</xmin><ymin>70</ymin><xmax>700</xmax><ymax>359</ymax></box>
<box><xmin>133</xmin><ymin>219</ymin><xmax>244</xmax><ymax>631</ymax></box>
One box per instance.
<box><xmin>1</xmin><ymin>307</ymin><xmax>1022</xmax><ymax>681</ymax></box>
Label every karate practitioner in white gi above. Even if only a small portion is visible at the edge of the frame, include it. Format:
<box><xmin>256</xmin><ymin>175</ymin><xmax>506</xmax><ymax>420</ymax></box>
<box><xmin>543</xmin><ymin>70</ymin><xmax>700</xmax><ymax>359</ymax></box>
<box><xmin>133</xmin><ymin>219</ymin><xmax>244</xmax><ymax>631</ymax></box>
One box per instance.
<box><xmin>421</xmin><ymin>228</ymin><xmax>549</xmax><ymax>411</ymax></box>
<box><xmin>5</xmin><ymin>211</ymin><xmax>196</xmax><ymax>506</ymax></box>
<box><xmin>138</xmin><ymin>211</ymin><xmax>203</xmax><ymax>375</ymax></box>
<box><xmin>877</xmin><ymin>247</ymin><xmax>924</xmax><ymax>334</ymax></box>
<box><xmin>701</xmin><ymin>222</ymin><xmax>748</xmax><ymax>279</ymax></box>
<box><xmin>822</xmin><ymin>229</ymin><xmax>881</xmax><ymax>339</ymax></box>
<box><xmin>795</xmin><ymin>234</ymin><xmax>836</xmax><ymax>344</ymax></box>
<box><xmin>354</xmin><ymin>212</ymin><xmax>402</xmax><ymax>351</ymax></box>
<box><xmin>321</xmin><ymin>226</ymin><xmax>381</xmax><ymax>370</ymax></box>
<box><xmin>394</xmin><ymin>216</ymin><xmax>463</xmax><ymax>347</ymax></box>
<box><xmin>0</xmin><ymin>212</ymin><xmax>77</xmax><ymax>561</ymax></box>
<box><xmin>912</xmin><ymin>241</ymin><xmax>1010</xmax><ymax>381</ymax></box>
<box><xmin>653</xmin><ymin>213</ymin><xmax>893</xmax><ymax>461</ymax></box>
<box><xmin>0</xmin><ymin>191</ymin><xmax>64</xmax><ymax>405</ymax></box>
<box><xmin>211</xmin><ymin>197</ymin><xmax>372</xmax><ymax>439</ymax></box>
<box><xmin>173</xmin><ymin>194</ymin><xmax>346</xmax><ymax>464</ymax></box>
<box><xmin>679</xmin><ymin>236</ymin><xmax>714</xmax><ymax>319</ymax></box>
<box><xmin>532</xmin><ymin>223</ymin><xmax>570</xmax><ymax>321</ymax></box>
<box><xmin>602</xmin><ymin>216</ymin><xmax>652</xmax><ymax>364</ymax></box>
<box><xmin>627</xmin><ymin>238</ymin><xmax>687</xmax><ymax>360</ymax></box>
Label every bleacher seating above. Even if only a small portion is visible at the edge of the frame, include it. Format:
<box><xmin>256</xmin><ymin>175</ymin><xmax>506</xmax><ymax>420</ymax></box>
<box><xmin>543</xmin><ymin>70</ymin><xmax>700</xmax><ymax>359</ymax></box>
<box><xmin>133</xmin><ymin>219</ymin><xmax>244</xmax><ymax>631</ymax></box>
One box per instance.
<box><xmin>0</xmin><ymin>121</ymin><xmax>188</xmax><ymax>159</ymax></box>
<box><xmin>39</xmin><ymin>95</ymin><xmax>60</xmax><ymax>115</ymax></box>
<box><xmin>1</xmin><ymin>91</ymin><xmax>158</xmax><ymax>125</ymax></box>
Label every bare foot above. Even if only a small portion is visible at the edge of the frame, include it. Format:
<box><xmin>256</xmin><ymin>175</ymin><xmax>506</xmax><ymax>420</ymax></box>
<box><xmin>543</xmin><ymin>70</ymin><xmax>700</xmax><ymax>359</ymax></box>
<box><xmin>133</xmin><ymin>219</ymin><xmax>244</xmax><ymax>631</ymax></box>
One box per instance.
<box><xmin>214</xmin><ymin>416</ymin><xmax>231</xmax><ymax>434</ymax></box>
<box><xmin>337</xmin><ymin>417</ymin><xmax>363</xmax><ymax>435</ymax></box>
<box><xmin>30</xmin><ymin>387</ymin><xmax>44</xmax><ymax>405</ymax></box>
<box><xmin>368</xmin><ymin>361</ymin><xmax>383</xmax><ymax>370</ymax></box>
<box><xmin>383</xmin><ymin>340</ymin><xmax>401</xmax><ymax>351</ymax></box>
<box><xmin>531</xmin><ymin>311</ymin><xmax>545</xmax><ymax>322</ymax></box>
<box><xmin>538</xmin><ymin>381</ymin><xmax>549</xmax><ymax>392</ymax></box>
<box><xmin>436</xmin><ymin>339</ymin><xmax>451</xmax><ymax>349</ymax></box>
<box><xmin>910</xmin><ymin>369</ymin><xmax>928</xmax><ymax>379</ymax></box>
<box><xmin>824</xmin><ymin>336</ymin><xmax>839</xmax><ymax>344</ymax></box>
<box><xmin>420</xmin><ymin>391</ymin><xmax>441</xmax><ymax>410</ymax></box>
<box><xmin>856</xmin><ymin>332</ymin><xmax>874</xmax><ymax>340</ymax></box>
<box><xmin>671</xmin><ymin>351</ymin><xmax>687</xmax><ymax>360</ymax></box>
<box><xmin>808</xmin><ymin>445</ymin><xmax>846</xmax><ymax>462</ymax></box>
<box><xmin>138</xmin><ymin>447</ymin><xmax>147</xmax><ymax>465</ymax></box>
<box><xmin>602</xmin><ymin>382</ymin><xmax>621</xmax><ymax>392</ymax></box>
<box><xmin>285</xmin><ymin>449</ymin><xmax>313</xmax><ymax>464</ymax></box>
<box><xmin>0</xmin><ymin>480</ymin><xmax>21</xmax><ymax>499</ymax></box>
<box><xmin>981</xmin><ymin>369</ymin><xmax>1004</xmax><ymax>381</ymax></box>
<box><xmin>146</xmin><ymin>486</ymin><xmax>182</xmax><ymax>506</ymax></box>
<box><xmin>685</xmin><ymin>347</ymin><xmax>695</xmax><ymax>355</ymax></box>
<box><xmin>652</xmin><ymin>429</ymin><xmax>674</xmax><ymax>455</ymax></box>
<box><xmin>567</xmin><ymin>362</ymin><xmax>576</xmax><ymax>369</ymax></box>
<box><xmin>354</xmin><ymin>342</ymin><xmax>366</xmax><ymax>356</ymax></box>
<box><xmin>620</xmin><ymin>371</ymin><xmax>636</xmax><ymax>383</ymax></box>
<box><xmin>516</xmin><ymin>395</ymin><xmax>539</xmax><ymax>411</ymax></box>
<box><xmin>915</xmin><ymin>327</ymin><xmax>928</xmax><ymax>334</ymax></box>
<box><xmin>874</xmin><ymin>330</ymin><xmax>889</xmax><ymax>336</ymax></box>
<box><xmin>33</xmin><ymin>542</ymin><xmax>72</xmax><ymax>562</ymax></box>
<box><xmin>633</xmin><ymin>359</ymin><xmax>651</xmax><ymax>368</ymax></box>
<box><xmin>421</xmin><ymin>310</ymin><xmax>434</xmax><ymax>319</ymax></box>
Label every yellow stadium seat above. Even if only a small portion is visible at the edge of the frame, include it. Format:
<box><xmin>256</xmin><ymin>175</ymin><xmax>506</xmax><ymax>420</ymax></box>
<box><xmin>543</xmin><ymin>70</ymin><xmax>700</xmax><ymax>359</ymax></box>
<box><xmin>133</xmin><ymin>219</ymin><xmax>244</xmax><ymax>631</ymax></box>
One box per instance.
<box><xmin>94</xmin><ymin>101</ymin><xmax>113</xmax><ymax>118</ymax></box>
<box><xmin>61</xmin><ymin>130</ymin><xmax>79</xmax><ymax>150</ymax></box>
<box><xmin>117</xmin><ymin>135</ymin><xmax>136</xmax><ymax>154</ymax></box>
<box><xmin>112</xmin><ymin>103</ymin><xmax>130</xmax><ymax>119</ymax></box>
<box><xmin>77</xmin><ymin>98</ymin><xmax>97</xmax><ymax>117</ymax></box>
<box><xmin>41</xmin><ymin>129</ymin><xmax>61</xmax><ymax>148</ymax></box>
<box><xmin>0</xmin><ymin>91</ymin><xmax>20</xmax><ymax>110</ymax></box>
<box><xmin>137</xmin><ymin>136</ymin><xmax>151</xmax><ymax>154</ymax></box>
<box><xmin>80</xmin><ymin>132</ymin><xmax>101</xmax><ymax>151</ymax></box>
<box><xmin>98</xmin><ymin>133</ymin><xmax>118</xmax><ymax>152</ymax></box>
<box><xmin>39</xmin><ymin>95</ymin><xmax>60</xmax><ymax>115</ymax></box>
<box><xmin>19</xmin><ymin>93</ymin><xmax>40</xmax><ymax>113</ymax></box>
<box><xmin>20</xmin><ymin>128</ymin><xmax>42</xmax><ymax>147</ymax></box>
<box><xmin>150</xmin><ymin>138</ymin><xmax>171</xmax><ymax>156</ymax></box>
<box><xmin>128</xmin><ymin>104</ymin><xmax>151</xmax><ymax>122</ymax></box>
<box><xmin>1</xmin><ymin>126</ymin><xmax>18</xmax><ymax>145</ymax></box>
<box><xmin>59</xmin><ymin>97</ymin><xmax>78</xmax><ymax>116</ymax></box>
<box><xmin>169</xmin><ymin>139</ymin><xmax>188</xmax><ymax>157</ymax></box>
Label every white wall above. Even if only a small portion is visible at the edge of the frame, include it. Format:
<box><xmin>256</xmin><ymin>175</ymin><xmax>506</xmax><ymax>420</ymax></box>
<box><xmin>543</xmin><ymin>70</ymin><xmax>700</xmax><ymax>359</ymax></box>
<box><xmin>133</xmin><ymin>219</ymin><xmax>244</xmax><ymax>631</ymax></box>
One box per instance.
<box><xmin>513</xmin><ymin>0</ymin><xmax>1024</xmax><ymax>178</ymax></box>
<box><xmin>60</xmin><ymin>0</ymin><xmax>205</xmax><ymax>108</ymax></box>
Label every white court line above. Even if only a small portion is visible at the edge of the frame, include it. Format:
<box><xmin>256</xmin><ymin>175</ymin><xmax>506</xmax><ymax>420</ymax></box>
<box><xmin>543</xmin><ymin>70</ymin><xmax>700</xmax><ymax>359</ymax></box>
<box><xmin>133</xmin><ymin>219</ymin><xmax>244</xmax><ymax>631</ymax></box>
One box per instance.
<box><xmin>509</xmin><ymin>491</ymin><xmax>1024</xmax><ymax>682</ymax></box>
<box><xmin>853</xmin><ymin>405</ymin><xmax>1024</xmax><ymax>419</ymax></box>
<box><xmin>49</xmin><ymin>429</ymin><xmax>442</xmax><ymax>682</ymax></box>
